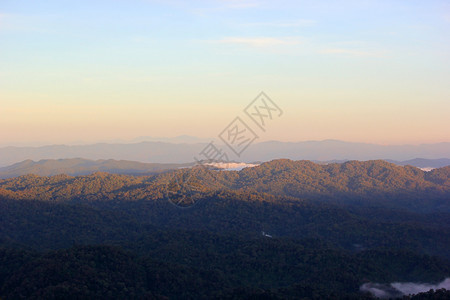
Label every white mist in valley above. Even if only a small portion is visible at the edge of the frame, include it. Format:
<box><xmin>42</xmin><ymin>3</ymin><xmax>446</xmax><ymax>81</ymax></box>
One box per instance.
<box><xmin>204</xmin><ymin>162</ymin><xmax>259</xmax><ymax>171</ymax></box>
<box><xmin>361</xmin><ymin>278</ymin><xmax>450</xmax><ymax>298</ymax></box>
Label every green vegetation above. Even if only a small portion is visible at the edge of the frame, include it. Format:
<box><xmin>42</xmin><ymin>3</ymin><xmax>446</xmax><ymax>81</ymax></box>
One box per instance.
<box><xmin>1</xmin><ymin>235</ymin><xmax>449</xmax><ymax>299</ymax></box>
<box><xmin>1</xmin><ymin>159</ymin><xmax>448</xmax><ymax>211</ymax></box>
<box><xmin>0</xmin><ymin>158</ymin><xmax>193</xmax><ymax>178</ymax></box>
<box><xmin>0</xmin><ymin>159</ymin><xmax>449</xmax><ymax>298</ymax></box>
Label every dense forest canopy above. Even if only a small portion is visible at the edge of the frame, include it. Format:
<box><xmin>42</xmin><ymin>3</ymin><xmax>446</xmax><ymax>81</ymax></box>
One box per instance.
<box><xmin>0</xmin><ymin>159</ymin><xmax>449</xmax><ymax>299</ymax></box>
<box><xmin>0</xmin><ymin>159</ymin><xmax>449</xmax><ymax>211</ymax></box>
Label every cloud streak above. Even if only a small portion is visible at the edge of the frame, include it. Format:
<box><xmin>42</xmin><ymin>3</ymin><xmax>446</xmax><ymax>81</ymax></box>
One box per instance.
<box><xmin>217</xmin><ymin>37</ymin><xmax>302</xmax><ymax>47</ymax></box>
<box><xmin>243</xmin><ymin>19</ymin><xmax>316</xmax><ymax>27</ymax></box>
<box><xmin>220</xmin><ymin>0</ymin><xmax>260</xmax><ymax>9</ymax></box>
<box><xmin>190</xmin><ymin>0</ymin><xmax>260</xmax><ymax>15</ymax></box>
<box><xmin>320</xmin><ymin>48</ymin><xmax>386</xmax><ymax>57</ymax></box>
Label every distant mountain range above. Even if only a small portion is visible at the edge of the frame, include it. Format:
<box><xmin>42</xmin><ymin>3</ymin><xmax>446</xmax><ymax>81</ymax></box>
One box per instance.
<box><xmin>386</xmin><ymin>158</ymin><xmax>450</xmax><ymax>168</ymax></box>
<box><xmin>0</xmin><ymin>157</ymin><xmax>449</xmax><ymax>179</ymax></box>
<box><xmin>317</xmin><ymin>158</ymin><xmax>450</xmax><ymax>169</ymax></box>
<box><xmin>0</xmin><ymin>139</ymin><xmax>449</xmax><ymax>167</ymax></box>
<box><xmin>0</xmin><ymin>158</ymin><xmax>191</xmax><ymax>179</ymax></box>
<box><xmin>241</xmin><ymin>140</ymin><xmax>450</xmax><ymax>163</ymax></box>
<box><xmin>131</xmin><ymin>135</ymin><xmax>216</xmax><ymax>144</ymax></box>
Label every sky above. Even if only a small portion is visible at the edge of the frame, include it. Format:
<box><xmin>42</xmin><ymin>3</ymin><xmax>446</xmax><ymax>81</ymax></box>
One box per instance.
<box><xmin>1</xmin><ymin>0</ymin><xmax>449</xmax><ymax>146</ymax></box>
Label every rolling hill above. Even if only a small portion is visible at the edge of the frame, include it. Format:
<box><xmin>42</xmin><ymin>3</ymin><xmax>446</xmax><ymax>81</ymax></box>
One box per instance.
<box><xmin>1</xmin><ymin>156</ymin><xmax>449</xmax><ymax>179</ymax></box>
<box><xmin>1</xmin><ymin>159</ymin><xmax>449</xmax><ymax>212</ymax></box>
<box><xmin>0</xmin><ymin>158</ymin><xmax>191</xmax><ymax>179</ymax></box>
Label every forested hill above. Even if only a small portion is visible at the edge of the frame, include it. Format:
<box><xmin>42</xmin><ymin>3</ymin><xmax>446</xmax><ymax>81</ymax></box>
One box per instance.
<box><xmin>0</xmin><ymin>158</ymin><xmax>191</xmax><ymax>178</ymax></box>
<box><xmin>231</xmin><ymin>159</ymin><xmax>450</xmax><ymax>211</ymax></box>
<box><xmin>1</xmin><ymin>159</ymin><xmax>450</xmax><ymax>298</ymax></box>
<box><xmin>0</xmin><ymin>159</ymin><xmax>448</xmax><ymax>212</ymax></box>
<box><xmin>1</xmin><ymin>157</ymin><xmax>449</xmax><ymax>179</ymax></box>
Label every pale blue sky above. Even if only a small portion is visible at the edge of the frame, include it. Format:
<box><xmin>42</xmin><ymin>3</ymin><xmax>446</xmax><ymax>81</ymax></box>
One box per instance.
<box><xmin>1</xmin><ymin>0</ymin><xmax>449</xmax><ymax>145</ymax></box>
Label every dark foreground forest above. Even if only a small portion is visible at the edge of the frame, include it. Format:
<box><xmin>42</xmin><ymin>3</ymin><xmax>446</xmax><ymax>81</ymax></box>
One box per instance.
<box><xmin>0</xmin><ymin>160</ymin><xmax>449</xmax><ymax>299</ymax></box>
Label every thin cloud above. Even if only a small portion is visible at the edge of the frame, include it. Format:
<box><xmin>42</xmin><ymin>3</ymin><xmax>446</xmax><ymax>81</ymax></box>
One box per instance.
<box><xmin>218</xmin><ymin>37</ymin><xmax>302</xmax><ymax>47</ymax></box>
<box><xmin>244</xmin><ymin>19</ymin><xmax>316</xmax><ymax>27</ymax></box>
<box><xmin>0</xmin><ymin>13</ymin><xmax>53</xmax><ymax>33</ymax></box>
<box><xmin>320</xmin><ymin>48</ymin><xmax>386</xmax><ymax>57</ymax></box>
<box><xmin>220</xmin><ymin>0</ymin><xmax>260</xmax><ymax>9</ymax></box>
<box><xmin>444</xmin><ymin>14</ymin><xmax>450</xmax><ymax>23</ymax></box>
<box><xmin>191</xmin><ymin>0</ymin><xmax>260</xmax><ymax>15</ymax></box>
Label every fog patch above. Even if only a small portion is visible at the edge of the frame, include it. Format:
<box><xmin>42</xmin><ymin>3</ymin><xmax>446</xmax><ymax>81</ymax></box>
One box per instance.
<box><xmin>360</xmin><ymin>278</ymin><xmax>450</xmax><ymax>298</ymax></box>
<box><xmin>419</xmin><ymin>167</ymin><xmax>435</xmax><ymax>172</ymax></box>
<box><xmin>204</xmin><ymin>162</ymin><xmax>259</xmax><ymax>171</ymax></box>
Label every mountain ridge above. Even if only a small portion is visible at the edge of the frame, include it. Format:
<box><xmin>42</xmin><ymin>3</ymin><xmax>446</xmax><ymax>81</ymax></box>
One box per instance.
<box><xmin>1</xmin><ymin>157</ymin><xmax>449</xmax><ymax>179</ymax></box>
<box><xmin>1</xmin><ymin>159</ymin><xmax>449</xmax><ymax>212</ymax></box>
<box><xmin>0</xmin><ymin>158</ymin><xmax>191</xmax><ymax>179</ymax></box>
<box><xmin>0</xmin><ymin>140</ymin><xmax>449</xmax><ymax>167</ymax></box>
